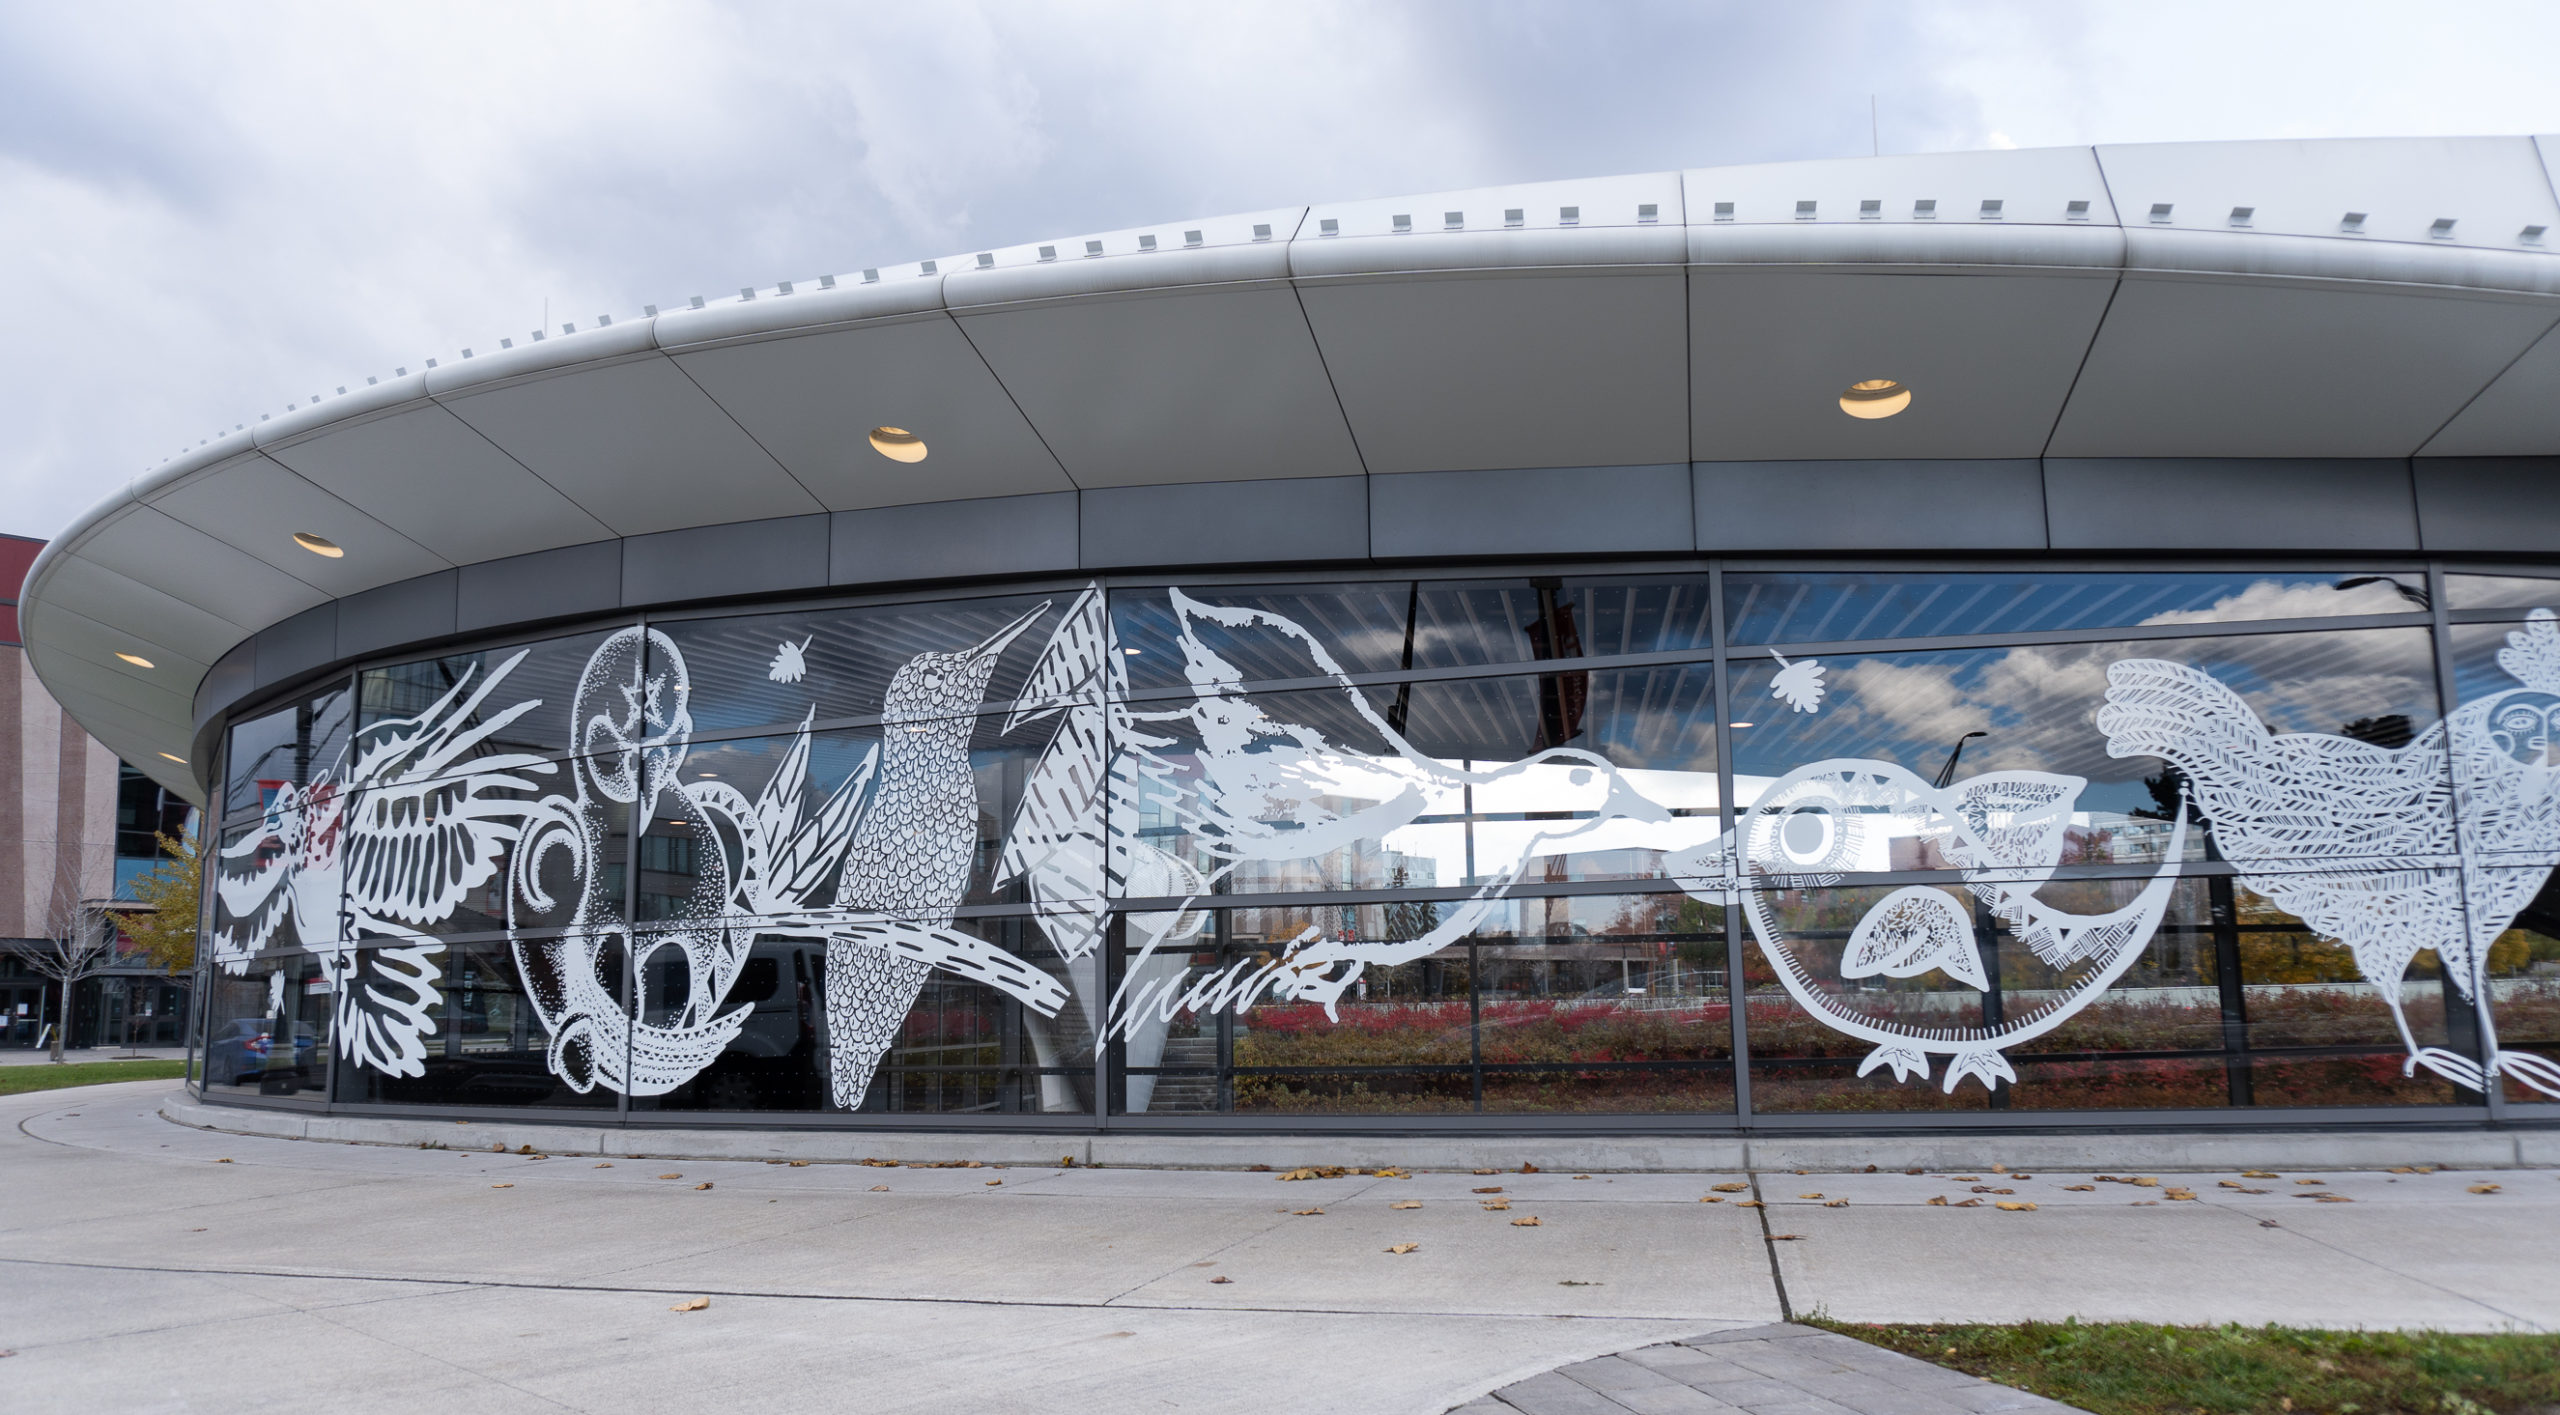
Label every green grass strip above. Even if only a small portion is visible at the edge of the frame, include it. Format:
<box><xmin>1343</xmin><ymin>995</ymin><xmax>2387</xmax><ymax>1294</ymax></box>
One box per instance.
<box><xmin>1813</xmin><ymin>1317</ymin><xmax>2559</xmax><ymax>1415</ymax></box>
<box><xmin>0</xmin><ymin>1059</ymin><xmax>187</xmax><ymax>1096</ymax></box>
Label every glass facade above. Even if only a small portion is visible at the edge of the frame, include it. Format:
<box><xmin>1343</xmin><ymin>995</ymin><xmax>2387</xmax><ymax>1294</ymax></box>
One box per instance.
<box><xmin>191</xmin><ymin>563</ymin><xmax>2560</xmax><ymax>1128</ymax></box>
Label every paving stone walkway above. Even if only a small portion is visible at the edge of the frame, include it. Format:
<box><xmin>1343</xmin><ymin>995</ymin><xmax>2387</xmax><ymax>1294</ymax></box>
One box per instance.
<box><xmin>1454</xmin><ymin>1323</ymin><xmax>2088</xmax><ymax>1415</ymax></box>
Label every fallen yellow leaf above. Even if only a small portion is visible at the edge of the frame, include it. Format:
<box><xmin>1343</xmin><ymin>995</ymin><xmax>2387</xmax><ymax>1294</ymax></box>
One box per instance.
<box><xmin>1698</xmin><ymin>1196</ymin><xmax>1724</xmax><ymax>1204</ymax></box>
<box><xmin>1481</xmin><ymin>1199</ymin><xmax>1511</xmax><ymax>1209</ymax></box>
<box><xmin>985</xmin><ymin>1179</ymin><xmax>1002</xmax><ymax>1187</ymax></box>
<box><xmin>1823</xmin><ymin>1200</ymin><xmax>1849</xmax><ymax>1208</ymax></box>
<box><xmin>1769</xmin><ymin>1233</ymin><xmax>1804</xmax><ymax>1241</ymax></box>
<box><xmin>1711</xmin><ymin>1182</ymin><xmax>1750</xmax><ymax>1193</ymax></box>
<box><xmin>215</xmin><ymin>1158</ymin><xmax>233</xmax><ymax>1164</ymax></box>
<box><xmin>1798</xmin><ymin>1193</ymin><xmax>1824</xmax><ymax>1199</ymax></box>
<box><xmin>2241</xmin><ymin>1170</ymin><xmax>2279</xmax><ymax>1178</ymax></box>
<box><xmin>1472</xmin><ymin>1186</ymin><xmax>1505</xmax><ymax>1194</ymax></box>
<box><xmin>658</xmin><ymin>1174</ymin><xmax>683</xmax><ymax>1180</ymax></box>
<box><xmin>2064</xmin><ymin>1185</ymin><xmax>2094</xmax><ymax>1191</ymax></box>
<box><xmin>2165</xmin><ymin>1190</ymin><xmax>2199</xmax><ymax>1201</ymax></box>
<box><xmin>669</xmin><ymin>1297</ymin><xmax>709</xmax><ymax>1312</ymax></box>
<box><xmin>1385</xmin><ymin>1242</ymin><xmax>1420</xmax><ymax>1254</ymax></box>
<box><xmin>1950</xmin><ymin>1198</ymin><xmax>1983</xmax><ymax>1208</ymax></box>
<box><xmin>2467</xmin><ymin>1184</ymin><xmax>2502</xmax><ymax>1194</ymax></box>
<box><xmin>695</xmin><ymin>1182</ymin><xmax>715</xmax><ymax>1191</ymax></box>
<box><xmin>1926</xmin><ymin>1196</ymin><xmax>1949</xmax><ymax>1206</ymax></box>
<box><xmin>1209</xmin><ymin>1275</ymin><xmax>1232</xmax><ymax>1284</ymax></box>
<box><xmin>1390</xmin><ymin>1200</ymin><xmax>1422</xmax><ymax>1210</ymax></box>
<box><xmin>869</xmin><ymin>1185</ymin><xmax>889</xmax><ymax>1192</ymax></box>
<box><xmin>2131</xmin><ymin>1177</ymin><xmax>2161</xmax><ymax>1188</ymax></box>
<box><xmin>1510</xmin><ymin>1217</ymin><xmax>1541</xmax><ymax>1227</ymax></box>
<box><xmin>490</xmin><ymin>1183</ymin><xmax>514</xmax><ymax>1189</ymax></box>
<box><xmin>1735</xmin><ymin>1199</ymin><xmax>1764</xmax><ymax>1208</ymax></box>
<box><xmin>594</xmin><ymin>1163</ymin><xmax>613</xmax><ymax>1169</ymax></box>
<box><xmin>2295</xmin><ymin>1178</ymin><xmax>2326</xmax><ymax>1186</ymax></box>
<box><xmin>1994</xmin><ymin>1201</ymin><xmax>2037</xmax><ymax>1211</ymax></box>
<box><xmin>788</xmin><ymin>1160</ymin><xmax>809</xmax><ymax>1168</ymax></box>
<box><xmin>1292</xmin><ymin>1208</ymin><xmax>1324</xmax><ymax>1216</ymax></box>
<box><xmin>1472</xmin><ymin>1169</ymin><xmax>1498</xmax><ymax>1175</ymax></box>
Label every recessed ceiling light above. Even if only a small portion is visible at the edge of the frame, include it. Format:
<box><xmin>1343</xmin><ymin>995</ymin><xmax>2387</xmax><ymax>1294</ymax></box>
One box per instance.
<box><xmin>292</xmin><ymin>531</ymin><xmax>345</xmax><ymax>558</ymax></box>
<box><xmin>1728</xmin><ymin>721</ymin><xmax>1755</xmax><ymax>729</ymax></box>
<box><xmin>1838</xmin><ymin>379</ymin><xmax>1911</xmax><ymax>419</ymax></box>
<box><xmin>115</xmin><ymin>651</ymin><xmax>155</xmax><ymax>668</ymax></box>
<box><xmin>868</xmin><ymin>426</ymin><xmax>928</xmax><ymax>463</ymax></box>
<box><xmin>158</xmin><ymin>752</ymin><xmax>187</xmax><ymax>764</ymax></box>
<box><xmin>698</xmin><ymin>772</ymin><xmax>717</xmax><ymax>778</ymax></box>
<box><xmin>1123</xmin><ymin>648</ymin><xmax>1143</xmax><ymax>656</ymax></box>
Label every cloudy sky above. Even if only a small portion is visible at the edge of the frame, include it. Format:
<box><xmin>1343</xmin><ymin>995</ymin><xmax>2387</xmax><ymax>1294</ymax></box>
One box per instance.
<box><xmin>4</xmin><ymin>0</ymin><xmax>2556</xmax><ymax>539</ymax></box>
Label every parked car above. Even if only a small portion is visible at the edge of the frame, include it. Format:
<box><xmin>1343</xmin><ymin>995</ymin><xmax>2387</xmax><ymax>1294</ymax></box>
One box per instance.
<box><xmin>206</xmin><ymin>1018</ymin><xmax>317</xmax><ymax>1086</ymax></box>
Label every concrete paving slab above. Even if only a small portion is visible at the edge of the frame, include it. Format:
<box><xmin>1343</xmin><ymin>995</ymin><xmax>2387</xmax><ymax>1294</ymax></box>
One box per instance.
<box><xmin>8</xmin><ymin>1082</ymin><xmax>2554</xmax><ymax>1415</ymax></box>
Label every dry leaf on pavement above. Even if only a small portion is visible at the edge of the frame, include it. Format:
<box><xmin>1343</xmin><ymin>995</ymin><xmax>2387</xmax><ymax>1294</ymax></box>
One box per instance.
<box><xmin>1390</xmin><ymin>1200</ymin><xmax>1422</xmax><ymax>1210</ymax></box>
<box><xmin>695</xmin><ymin>1182</ymin><xmax>714</xmax><ymax>1191</ymax></box>
<box><xmin>490</xmin><ymin>1183</ymin><xmax>513</xmax><ymax>1189</ymax></box>
<box><xmin>1210</xmin><ymin>1276</ymin><xmax>1232</xmax><ymax>1284</ymax></box>
<box><xmin>1292</xmin><ymin>1208</ymin><xmax>1324</xmax><ymax>1216</ymax></box>
<box><xmin>1823</xmin><ymin>1200</ymin><xmax>1849</xmax><ymax>1208</ymax></box>
<box><xmin>2064</xmin><ymin>1185</ymin><xmax>2094</xmax><ymax>1191</ymax></box>
<box><xmin>669</xmin><ymin>1297</ymin><xmax>709</xmax><ymax>1312</ymax></box>
<box><xmin>1711</xmin><ymin>1182</ymin><xmax>1750</xmax><ymax>1192</ymax></box>
<box><xmin>658</xmin><ymin>1174</ymin><xmax>683</xmax><ymax>1180</ymax></box>
<box><xmin>1510</xmin><ymin>1217</ymin><xmax>1541</xmax><ymax>1227</ymax></box>
<box><xmin>2469</xmin><ymin>1184</ymin><xmax>2502</xmax><ymax>1194</ymax></box>
<box><xmin>1698</xmin><ymin>1196</ymin><xmax>1724</xmax><ymax>1204</ymax></box>
<box><xmin>1385</xmin><ymin>1242</ymin><xmax>1420</xmax><ymax>1254</ymax></box>
<box><xmin>1472</xmin><ymin>1186</ymin><xmax>1505</xmax><ymax>1194</ymax></box>
<box><xmin>1926</xmin><ymin>1196</ymin><xmax>1949</xmax><ymax>1206</ymax></box>
<box><xmin>870</xmin><ymin>1185</ymin><xmax>889</xmax><ymax>1192</ymax></box>
<box><xmin>1994</xmin><ymin>1201</ymin><xmax>2037</xmax><ymax>1211</ymax></box>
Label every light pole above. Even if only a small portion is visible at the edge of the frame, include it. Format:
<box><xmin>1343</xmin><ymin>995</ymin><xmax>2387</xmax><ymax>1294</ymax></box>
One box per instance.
<box><xmin>1932</xmin><ymin>731</ymin><xmax>1988</xmax><ymax>789</ymax></box>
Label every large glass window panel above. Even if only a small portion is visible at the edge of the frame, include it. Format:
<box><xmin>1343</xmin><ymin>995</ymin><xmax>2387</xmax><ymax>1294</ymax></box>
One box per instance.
<box><xmin>641</xmin><ymin>711</ymin><xmax>1084</xmax><ymax>924</ymax></box>
<box><xmin>334</xmin><ymin>780</ymin><xmax>629</xmax><ymax>942</ymax></box>
<box><xmin>1740</xmin><ymin>874</ymin><xmax>2471</xmax><ymax>1114</ymax></box>
<box><xmin>1121</xmin><ymin>665</ymin><xmax>1723</xmax><ymax>897</ymax></box>
<box><xmin>1110</xmin><ymin>576</ymin><xmax>1714</xmax><ymax>691</ymax></box>
<box><xmin>649</xmin><ymin>591</ymin><xmax>1066</xmax><ymax>738</ymax></box>
<box><xmin>200</xmin><ymin>953</ymin><xmax>329</xmax><ymax>1098</ymax></box>
<box><xmin>223</xmin><ymin>681</ymin><xmax>352</xmax><ymax>818</ymax></box>
<box><xmin>1726</xmin><ymin>627</ymin><xmax>2444</xmax><ymax>869</ymax></box>
<box><xmin>2446</xmin><ymin>619</ymin><xmax>2560</xmax><ymax>871</ymax></box>
<box><xmin>828</xmin><ymin>914</ymin><xmax>1085</xmax><ymax>1116</ymax></box>
<box><xmin>331</xmin><ymin>937</ymin><xmax>621</xmax><ymax>1109</ymax></box>
<box><xmin>358</xmin><ymin>627</ymin><xmax>625</xmax><ymax>769</ymax></box>
<box><xmin>1474</xmin><ymin>892</ymin><xmax>1734</xmax><ymax>1114</ymax></box>
<box><xmin>2477</xmin><ymin>868</ymin><xmax>2560</xmax><ymax>1106</ymax></box>
<box><xmin>1724</xmin><ymin>570</ymin><xmax>2427</xmax><ymax>647</ymax></box>
<box><xmin>2446</xmin><ymin>572</ymin><xmax>2560</xmax><ymax>613</ymax></box>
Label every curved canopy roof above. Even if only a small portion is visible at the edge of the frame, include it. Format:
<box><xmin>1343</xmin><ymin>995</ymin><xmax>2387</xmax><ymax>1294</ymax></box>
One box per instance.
<box><xmin>26</xmin><ymin>135</ymin><xmax>2560</xmax><ymax>804</ymax></box>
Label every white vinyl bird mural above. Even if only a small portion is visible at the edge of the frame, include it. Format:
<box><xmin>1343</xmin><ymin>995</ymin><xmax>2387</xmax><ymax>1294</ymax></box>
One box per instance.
<box><xmin>2098</xmin><ymin>609</ymin><xmax>2560</xmax><ymax>1099</ymax></box>
<box><xmin>215</xmin><ymin>651</ymin><xmax>556</xmax><ymax>1077</ymax></box>
<box><xmin>1674</xmin><ymin>761</ymin><xmax>2190</xmax><ymax>1092</ymax></box>
<box><xmin>505</xmin><ymin>622</ymin><xmax>1066</xmax><ymax>1100</ymax></box>
<box><xmin>1002</xmin><ymin>586</ymin><xmax>1704</xmax><ymax>1042</ymax></box>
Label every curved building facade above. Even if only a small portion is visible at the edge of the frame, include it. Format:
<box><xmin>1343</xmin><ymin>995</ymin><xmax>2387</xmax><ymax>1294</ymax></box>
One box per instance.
<box><xmin>25</xmin><ymin>137</ymin><xmax>2560</xmax><ymax>1133</ymax></box>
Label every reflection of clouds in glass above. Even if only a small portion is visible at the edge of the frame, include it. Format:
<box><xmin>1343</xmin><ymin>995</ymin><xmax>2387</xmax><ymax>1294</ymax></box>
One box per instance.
<box><xmin>2137</xmin><ymin>577</ymin><xmax>2412</xmax><ymax>627</ymax></box>
<box><xmin>1793</xmin><ymin>630</ymin><xmax>2440</xmax><ymax>783</ymax></box>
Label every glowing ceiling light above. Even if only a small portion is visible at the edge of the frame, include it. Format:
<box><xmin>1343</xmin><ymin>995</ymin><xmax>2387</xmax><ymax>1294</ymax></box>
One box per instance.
<box><xmin>115</xmin><ymin>651</ymin><xmax>155</xmax><ymax>668</ymax></box>
<box><xmin>1838</xmin><ymin>379</ymin><xmax>1911</xmax><ymax>419</ymax></box>
<box><xmin>158</xmin><ymin>752</ymin><xmax>187</xmax><ymax>764</ymax></box>
<box><xmin>868</xmin><ymin>426</ymin><xmax>928</xmax><ymax>463</ymax></box>
<box><xmin>292</xmin><ymin>531</ymin><xmax>345</xmax><ymax>558</ymax></box>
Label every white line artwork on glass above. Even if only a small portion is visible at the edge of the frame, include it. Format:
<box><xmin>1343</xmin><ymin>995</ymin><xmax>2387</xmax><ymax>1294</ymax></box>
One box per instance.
<box><xmin>1769</xmin><ymin>650</ymin><xmax>1827</xmax><ymax>714</ymax></box>
<box><xmin>214</xmin><ymin>652</ymin><xmax>556</xmax><ymax>1077</ymax></box>
<box><xmin>1672</xmin><ymin>764</ymin><xmax>2190</xmax><ymax>1091</ymax></box>
<box><xmin>504</xmin><ymin>617</ymin><xmax>1068</xmax><ymax>1102</ymax></box>
<box><xmin>815</xmin><ymin>604</ymin><xmax>1052</xmax><ymax>1109</ymax></box>
<box><xmin>2099</xmin><ymin>608</ymin><xmax>2560</xmax><ymax>1099</ymax></box>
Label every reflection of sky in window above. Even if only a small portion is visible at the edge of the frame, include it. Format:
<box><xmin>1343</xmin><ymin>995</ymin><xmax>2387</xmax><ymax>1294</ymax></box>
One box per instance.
<box><xmin>1728</xmin><ymin>628</ymin><xmax>2440</xmax><ymax>823</ymax></box>
<box><xmin>225</xmin><ymin>684</ymin><xmax>352</xmax><ymax>814</ymax></box>
<box><xmin>1725</xmin><ymin>572</ymin><xmax>2420</xmax><ymax>645</ymax></box>
<box><xmin>654</xmin><ymin>593</ymin><xmax>1062</xmax><ymax>737</ymax></box>
<box><xmin>2446</xmin><ymin>573</ymin><xmax>2560</xmax><ymax>612</ymax></box>
<box><xmin>1109</xmin><ymin>577</ymin><xmax>1713</xmax><ymax>690</ymax></box>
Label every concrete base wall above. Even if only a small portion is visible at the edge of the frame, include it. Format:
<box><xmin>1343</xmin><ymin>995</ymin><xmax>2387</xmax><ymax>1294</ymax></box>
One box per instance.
<box><xmin>162</xmin><ymin>1095</ymin><xmax>2556</xmax><ymax>1173</ymax></box>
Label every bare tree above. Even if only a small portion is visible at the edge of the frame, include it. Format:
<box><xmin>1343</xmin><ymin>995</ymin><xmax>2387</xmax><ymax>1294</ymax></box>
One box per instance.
<box><xmin>25</xmin><ymin>837</ymin><xmax>116</xmax><ymax>1063</ymax></box>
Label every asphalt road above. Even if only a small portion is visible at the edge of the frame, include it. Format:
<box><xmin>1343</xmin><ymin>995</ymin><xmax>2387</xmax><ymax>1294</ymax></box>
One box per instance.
<box><xmin>3</xmin><ymin>1082</ymin><xmax>2551</xmax><ymax>1414</ymax></box>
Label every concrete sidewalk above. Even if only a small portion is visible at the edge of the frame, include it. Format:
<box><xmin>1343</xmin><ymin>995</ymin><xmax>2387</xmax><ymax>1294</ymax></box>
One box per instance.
<box><xmin>0</xmin><ymin>1045</ymin><xmax>185</xmax><ymax>1066</ymax></box>
<box><xmin>1</xmin><ymin>1082</ymin><xmax>2550</xmax><ymax>1415</ymax></box>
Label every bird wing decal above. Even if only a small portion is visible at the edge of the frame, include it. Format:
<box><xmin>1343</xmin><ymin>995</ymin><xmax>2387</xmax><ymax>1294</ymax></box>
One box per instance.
<box><xmin>2097</xmin><ymin>658</ymin><xmax>2453</xmax><ymax>866</ymax></box>
<box><xmin>744</xmin><ymin>711</ymin><xmax>872</xmax><ymax>914</ymax></box>
<box><xmin>996</xmin><ymin>588</ymin><xmax>1114</xmax><ymax>960</ymax></box>
<box><xmin>338</xmin><ymin>652</ymin><xmax>558</xmax><ymax>928</ymax></box>
<box><xmin>212</xmin><ymin>825</ymin><xmax>296</xmax><ymax>971</ymax></box>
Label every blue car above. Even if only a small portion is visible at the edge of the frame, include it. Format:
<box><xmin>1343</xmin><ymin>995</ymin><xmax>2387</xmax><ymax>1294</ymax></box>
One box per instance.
<box><xmin>206</xmin><ymin>1018</ymin><xmax>317</xmax><ymax>1086</ymax></box>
